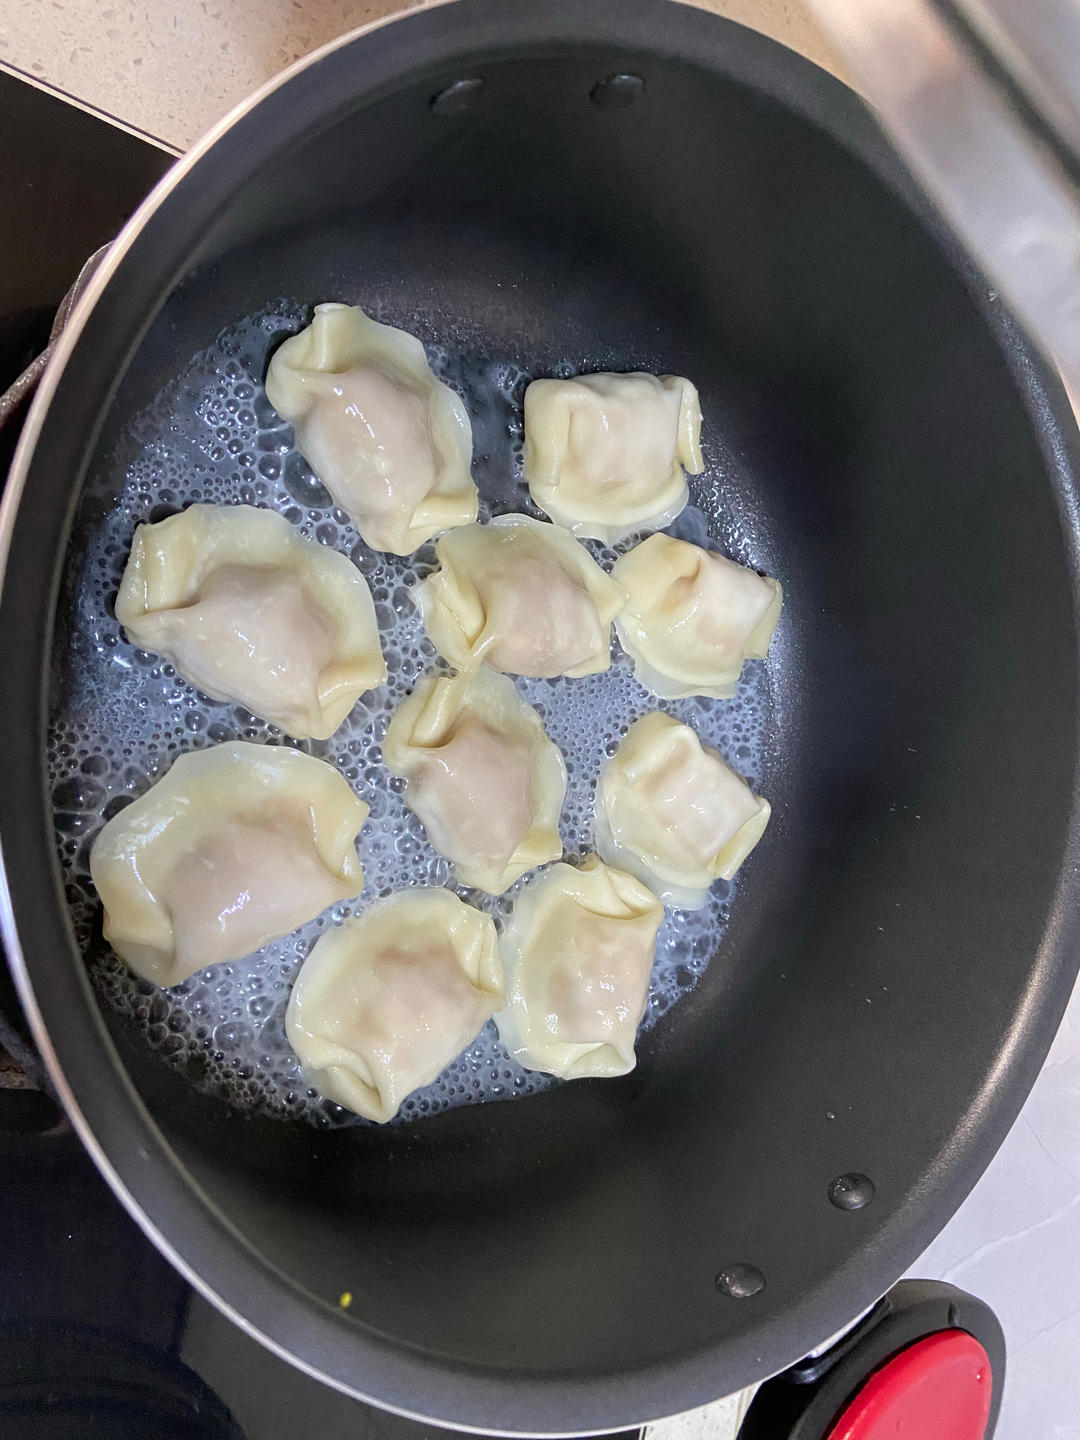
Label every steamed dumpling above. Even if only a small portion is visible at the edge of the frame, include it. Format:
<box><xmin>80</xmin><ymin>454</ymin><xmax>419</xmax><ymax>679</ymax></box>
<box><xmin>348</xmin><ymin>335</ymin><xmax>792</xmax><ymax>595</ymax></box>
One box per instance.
<box><xmin>595</xmin><ymin>712</ymin><xmax>769</xmax><ymax>909</ymax></box>
<box><xmin>612</xmin><ymin>533</ymin><xmax>782</xmax><ymax>700</ymax></box>
<box><xmin>90</xmin><ymin>742</ymin><xmax>368</xmax><ymax>987</ymax></box>
<box><xmin>523</xmin><ymin>372</ymin><xmax>704</xmax><ymax>543</ymax></box>
<box><xmin>286</xmin><ymin>888</ymin><xmax>504</xmax><ymax>1122</ymax></box>
<box><xmin>115</xmin><ymin>504</ymin><xmax>386</xmax><ymax>739</ymax></box>
<box><xmin>383</xmin><ymin>668</ymin><xmax>566</xmax><ymax>894</ymax></box>
<box><xmin>495</xmin><ymin>856</ymin><xmax>663</xmax><ymax>1080</ymax></box>
<box><xmin>414</xmin><ymin>515</ymin><xmax>626</xmax><ymax>678</ymax></box>
<box><xmin>265</xmin><ymin>303</ymin><xmax>477</xmax><ymax>555</ymax></box>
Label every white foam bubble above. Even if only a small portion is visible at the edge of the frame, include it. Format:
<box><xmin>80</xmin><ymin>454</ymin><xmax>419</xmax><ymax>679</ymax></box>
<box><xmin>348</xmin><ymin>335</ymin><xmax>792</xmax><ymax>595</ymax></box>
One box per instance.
<box><xmin>48</xmin><ymin>302</ymin><xmax>773</xmax><ymax>1128</ymax></box>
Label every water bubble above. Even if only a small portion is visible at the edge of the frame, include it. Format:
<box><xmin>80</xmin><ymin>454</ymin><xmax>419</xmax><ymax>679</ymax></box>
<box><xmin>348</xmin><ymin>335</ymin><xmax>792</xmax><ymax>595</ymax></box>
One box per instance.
<box><xmin>283</xmin><ymin>451</ymin><xmax>332</xmax><ymax>509</ymax></box>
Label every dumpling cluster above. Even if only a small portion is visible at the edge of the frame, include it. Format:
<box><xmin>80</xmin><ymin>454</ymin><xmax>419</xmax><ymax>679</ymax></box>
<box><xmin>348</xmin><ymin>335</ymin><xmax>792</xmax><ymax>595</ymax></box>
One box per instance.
<box><xmin>86</xmin><ymin>300</ymin><xmax>784</xmax><ymax>1123</ymax></box>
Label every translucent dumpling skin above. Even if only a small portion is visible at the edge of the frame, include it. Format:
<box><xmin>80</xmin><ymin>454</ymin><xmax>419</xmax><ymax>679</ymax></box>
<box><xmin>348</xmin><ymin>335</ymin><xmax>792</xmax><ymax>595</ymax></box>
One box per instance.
<box><xmin>414</xmin><ymin>514</ymin><xmax>627</xmax><ymax>679</ymax></box>
<box><xmin>265</xmin><ymin>303</ymin><xmax>477</xmax><ymax>555</ymax></box>
<box><xmin>612</xmin><ymin>533</ymin><xmax>782</xmax><ymax>700</ymax></box>
<box><xmin>383</xmin><ymin>668</ymin><xmax>566</xmax><ymax>894</ymax></box>
<box><xmin>523</xmin><ymin>371</ymin><xmax>704</xmax><ymax>543</ymax></box>
<box><xmin>89</xmin><ymin>742</ymin><xmax>368</xmax><ymax>987</ymax></box>
<box><xmin>595</xmin><ymin>712</ymin><xmax>770</xmax><ymax>910</ymax></box>
<box><xmin>286</xmin><ymin>888</ymin><xmax>504</xmax><ymax>1122</ymax></box>
<box><xmin>115</xmin><ymin>504</ymin><xmax>386</xmax><ymax>739</ymax></box>
<box><xmin>495</xmin><ymin>855</ymin><xmax>663</xmax><ymax>1079</ymax></box>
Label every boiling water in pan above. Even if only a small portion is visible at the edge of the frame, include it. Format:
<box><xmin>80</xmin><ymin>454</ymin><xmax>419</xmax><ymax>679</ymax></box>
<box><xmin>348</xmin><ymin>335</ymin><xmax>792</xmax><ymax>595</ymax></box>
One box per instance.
<box><xmin>47</xmin><ymin>298</ymin><xmax>775</xmax><ymax>1128</ymax></box>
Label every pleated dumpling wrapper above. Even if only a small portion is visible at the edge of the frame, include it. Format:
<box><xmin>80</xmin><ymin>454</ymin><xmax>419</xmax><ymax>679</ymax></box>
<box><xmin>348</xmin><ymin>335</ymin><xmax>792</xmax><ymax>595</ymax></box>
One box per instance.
<box><xmin>115</xmin><ymin>504</ymin><xmax>386</xmax><ymax>740</ymax></box>
<box><xmin>612</xmin><ymin>533</ymin><xmax>782</xmax><ymax>700</ymax></box>
<box><xmin>523</xmin><ymin>372</ymin><xmax>704</xmax><ymax>543</ymax></box>
<box><xmin>286</xmin><ymin>889</ymin><xmax>504</xmax><ymax>1123</ymax></box>
<box><xmin>264</xmin><ymin>302</ymin><xmax>477</xmax><ymax>555</ymax></box>
<box><xmin>496</xmin><ymin>856</ymin><xmax>663</xmax><ymax>1080</ymax></box>
<box><xmin>414</xmin><ymin>515</ymin><xmax>626</xmax><ymax>679</ymax></box>
<box><xmin>595</xmin><ymin>712</ymin><xmax>770</xmax><ymax>910</ymax></box>
<box><xmin>90</xmin><ymin>742</ymin><xmax>368</xmax><ymax>988</ymax></box>
<box><xmin>383</xmin><ymin>668</ymin><xmax>566</xmax><ymax>894</ymax></box>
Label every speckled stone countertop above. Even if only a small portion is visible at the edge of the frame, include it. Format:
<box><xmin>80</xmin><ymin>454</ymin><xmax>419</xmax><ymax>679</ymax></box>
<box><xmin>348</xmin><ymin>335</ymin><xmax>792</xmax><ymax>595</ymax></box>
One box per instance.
<box><xmin>0</xmin><ymin>0</ymin><xmax>841</xmax><ymax>151</ymax></box>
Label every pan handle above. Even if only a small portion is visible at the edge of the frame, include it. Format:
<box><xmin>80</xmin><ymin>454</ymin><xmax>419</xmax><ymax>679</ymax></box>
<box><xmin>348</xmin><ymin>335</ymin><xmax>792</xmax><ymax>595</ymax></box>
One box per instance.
<box><xmin>736</xmin><ymin>1279</ymin><xmax>1004</xmax><ymax>1439</ymax></box>
<box><xmin>0</xmin><ymin>1013</ymin><xmax>62</xmax><ymax>1134</ymax></box>
<box><xmin>0</xmin><ymin>244</ymin><xmax>111</xmax><ymax>433</ymax></box>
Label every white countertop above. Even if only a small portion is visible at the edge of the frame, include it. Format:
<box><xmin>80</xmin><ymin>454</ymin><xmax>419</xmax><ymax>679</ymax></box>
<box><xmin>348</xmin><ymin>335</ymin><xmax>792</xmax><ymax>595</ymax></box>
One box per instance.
<box><xmin>2</xmin><ymin>3</ymin><xmax>1078</xmax><ymax>1437</ymax></box>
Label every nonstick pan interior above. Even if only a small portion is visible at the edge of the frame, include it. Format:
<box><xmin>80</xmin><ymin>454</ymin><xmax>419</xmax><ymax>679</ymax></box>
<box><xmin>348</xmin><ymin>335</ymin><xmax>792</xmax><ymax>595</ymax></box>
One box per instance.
<box><xmin>4</xmin><ymin>3</ymin><xmax>1080</xmax><ymax>1432</ymax></box>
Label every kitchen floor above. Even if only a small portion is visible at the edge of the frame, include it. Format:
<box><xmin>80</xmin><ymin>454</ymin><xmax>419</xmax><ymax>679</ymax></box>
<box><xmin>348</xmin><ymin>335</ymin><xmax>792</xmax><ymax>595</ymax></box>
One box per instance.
<box><xmin>2</xmin><ymin>4</ymin><xmax>1080</xmax><ymax>1438</ymax></box>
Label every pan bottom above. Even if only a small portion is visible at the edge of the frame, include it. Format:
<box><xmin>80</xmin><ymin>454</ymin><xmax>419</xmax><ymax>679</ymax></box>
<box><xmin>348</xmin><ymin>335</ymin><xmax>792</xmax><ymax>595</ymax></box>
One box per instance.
<box><xmin>48</xmin><ymin>297</ymin><xmax>773</xmax><ymax>1128</ymax></box>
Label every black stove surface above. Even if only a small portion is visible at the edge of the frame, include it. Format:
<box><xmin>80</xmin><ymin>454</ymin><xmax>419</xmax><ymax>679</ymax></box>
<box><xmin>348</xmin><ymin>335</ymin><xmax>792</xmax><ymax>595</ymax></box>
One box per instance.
<box><xmin>0</xmin><ymin>67</ymin><xmax>639</xmax><ymax>1440</ymax></box>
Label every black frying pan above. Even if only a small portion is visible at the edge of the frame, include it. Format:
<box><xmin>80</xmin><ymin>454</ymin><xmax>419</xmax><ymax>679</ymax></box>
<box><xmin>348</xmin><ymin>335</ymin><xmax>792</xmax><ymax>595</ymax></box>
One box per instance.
<box><xmin>2</xmin><ymin>0</ymin><xmax>1079</xmax><ymax>1432</ymax></box>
